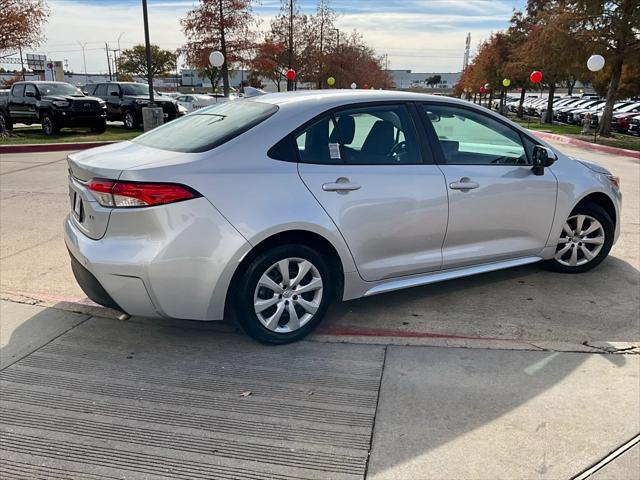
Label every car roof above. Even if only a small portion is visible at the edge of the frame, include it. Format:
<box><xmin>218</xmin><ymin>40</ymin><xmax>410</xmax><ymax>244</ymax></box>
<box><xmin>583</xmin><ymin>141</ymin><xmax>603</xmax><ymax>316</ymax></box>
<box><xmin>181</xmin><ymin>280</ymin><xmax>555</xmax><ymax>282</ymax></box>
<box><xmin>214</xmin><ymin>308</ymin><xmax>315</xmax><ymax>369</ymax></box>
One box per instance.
<box><xmin>250</xmin><ymin>89</ymin><xmax>478</xmax><ymax>109</ymax></box>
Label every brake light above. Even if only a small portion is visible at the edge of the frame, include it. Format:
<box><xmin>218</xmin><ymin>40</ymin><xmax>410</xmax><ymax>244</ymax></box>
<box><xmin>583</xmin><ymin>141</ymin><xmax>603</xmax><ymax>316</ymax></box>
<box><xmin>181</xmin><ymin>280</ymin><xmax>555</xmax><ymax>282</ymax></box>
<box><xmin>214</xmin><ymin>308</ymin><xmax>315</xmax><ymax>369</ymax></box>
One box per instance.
<box><xmin>88</xmin><ymin>179</ymin><xmax>200</xmax><ymax>208</ymax></box>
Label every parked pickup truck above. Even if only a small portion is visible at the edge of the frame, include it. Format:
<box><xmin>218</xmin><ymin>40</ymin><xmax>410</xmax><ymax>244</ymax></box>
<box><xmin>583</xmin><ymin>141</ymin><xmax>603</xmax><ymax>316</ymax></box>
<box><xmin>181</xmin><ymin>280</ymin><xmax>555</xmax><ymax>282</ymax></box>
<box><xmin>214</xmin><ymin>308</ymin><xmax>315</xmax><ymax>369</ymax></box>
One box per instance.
<box><xmin>0</xmin><ymin>81</ymin><xmax>107</xmax><ymax>135</ymax></box>
<box><xmin>85</xmin><ymin>82</ymin><xmax>180</xmax><ymax>129</ymax></box>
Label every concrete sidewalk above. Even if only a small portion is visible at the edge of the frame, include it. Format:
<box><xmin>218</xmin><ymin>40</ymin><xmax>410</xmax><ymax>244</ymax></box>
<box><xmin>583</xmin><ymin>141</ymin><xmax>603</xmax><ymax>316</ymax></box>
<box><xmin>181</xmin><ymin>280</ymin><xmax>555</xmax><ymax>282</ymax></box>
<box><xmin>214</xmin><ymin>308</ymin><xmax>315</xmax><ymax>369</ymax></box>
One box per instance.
<box><xmin>1</xmin><ymin>300</ymin><xmax>638</xmax><ymax>479</ymax></box>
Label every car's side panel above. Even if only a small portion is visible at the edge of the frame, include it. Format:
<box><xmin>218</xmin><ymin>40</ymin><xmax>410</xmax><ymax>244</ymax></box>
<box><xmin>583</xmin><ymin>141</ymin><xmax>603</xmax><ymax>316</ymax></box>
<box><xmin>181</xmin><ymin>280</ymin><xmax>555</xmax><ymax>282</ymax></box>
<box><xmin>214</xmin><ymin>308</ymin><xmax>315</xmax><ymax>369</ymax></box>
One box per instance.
<box><xmin>541</xmin><ymin>153</ymin><xmax>622</xmax><ymax>255</ymax></box>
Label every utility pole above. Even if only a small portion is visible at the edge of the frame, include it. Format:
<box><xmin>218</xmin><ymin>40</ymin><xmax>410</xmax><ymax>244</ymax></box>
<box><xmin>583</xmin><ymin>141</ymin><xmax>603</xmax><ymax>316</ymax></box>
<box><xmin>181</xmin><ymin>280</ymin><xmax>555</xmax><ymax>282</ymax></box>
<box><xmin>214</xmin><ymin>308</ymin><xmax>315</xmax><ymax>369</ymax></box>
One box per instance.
<box><xmin>105</xmin><ymin>43</ymin><xmax>112</xmax><ymax>80</ymax></box>
<box><xmin>287</xmin><ymin>0</ymin><xmax>294</xmax><ymax>91</ymax></box>
<box><xmin>18</xmin><ymin>46</ymin><xmax>26</xmax><ymax>80</ymax></box>
<box><xmin>111</xmin><ymin>48</ymin><xmax>120</xmax><ymax>80</ymax></box>
<box><xmin>77</xmin><ymin>41</ymin><xmax>88</xmax><ymax>84</ymax></box>
<box><xmin>141</xmin><ymin>0</ymin><xmax>155</xmax><ymax>104</ymax></box>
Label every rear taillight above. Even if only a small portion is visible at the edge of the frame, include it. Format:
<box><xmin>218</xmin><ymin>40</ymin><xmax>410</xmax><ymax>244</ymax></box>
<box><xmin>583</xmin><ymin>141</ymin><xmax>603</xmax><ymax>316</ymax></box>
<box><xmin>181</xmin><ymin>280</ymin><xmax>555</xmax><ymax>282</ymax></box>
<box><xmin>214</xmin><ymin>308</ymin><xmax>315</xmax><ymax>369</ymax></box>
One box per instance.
<box><xmin>88</xmin><ymin>179</ymin><xmax>200</xmax><ymax>208</ymax></box>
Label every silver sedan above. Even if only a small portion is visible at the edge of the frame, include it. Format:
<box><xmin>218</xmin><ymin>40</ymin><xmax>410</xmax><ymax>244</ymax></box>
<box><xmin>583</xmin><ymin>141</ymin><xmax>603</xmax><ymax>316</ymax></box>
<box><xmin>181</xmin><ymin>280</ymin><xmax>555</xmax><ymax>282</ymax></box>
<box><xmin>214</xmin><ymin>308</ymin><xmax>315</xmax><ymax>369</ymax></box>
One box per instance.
<box><xmin>64</xmin><ymin>90</ymin><xmax>622</xmax><ymax>343</ymax></box>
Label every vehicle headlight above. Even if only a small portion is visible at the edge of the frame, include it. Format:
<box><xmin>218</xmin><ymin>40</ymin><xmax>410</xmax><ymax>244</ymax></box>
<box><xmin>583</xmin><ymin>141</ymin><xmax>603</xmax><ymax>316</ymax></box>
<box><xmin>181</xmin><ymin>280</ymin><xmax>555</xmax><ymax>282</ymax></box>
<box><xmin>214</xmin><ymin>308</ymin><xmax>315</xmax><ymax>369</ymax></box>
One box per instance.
<box><xmin>135</xmin><ymin>99</ymin><xmax>149</xmax><ymax>105</ymax></box>
<box><xmin>98</xmin><ymin>100</ymin><xmax>106</xmax><ymax>107</ymax></box>
<box><xmin>53</xmin><ymin>100</ymin><xmax>70</xmax><ymax>107</ymax></box>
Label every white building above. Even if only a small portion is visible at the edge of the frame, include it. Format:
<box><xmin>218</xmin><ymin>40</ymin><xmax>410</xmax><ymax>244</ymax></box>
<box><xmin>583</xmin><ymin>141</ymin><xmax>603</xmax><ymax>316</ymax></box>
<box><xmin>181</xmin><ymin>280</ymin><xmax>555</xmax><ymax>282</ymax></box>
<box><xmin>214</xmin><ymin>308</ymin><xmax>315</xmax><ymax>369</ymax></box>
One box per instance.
<box><xmin>389</xmin><ymin>70</ymin><xmax>461</xmax><ymax>90</ymax></box>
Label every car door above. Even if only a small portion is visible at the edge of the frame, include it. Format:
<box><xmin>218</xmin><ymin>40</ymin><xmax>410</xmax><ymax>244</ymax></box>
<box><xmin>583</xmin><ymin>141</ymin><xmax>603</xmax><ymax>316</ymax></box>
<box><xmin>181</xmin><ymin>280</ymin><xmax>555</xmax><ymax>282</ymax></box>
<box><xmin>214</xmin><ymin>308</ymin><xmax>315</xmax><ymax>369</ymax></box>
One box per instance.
<box><xmin>8</xmin><ymin>84</ymin><xmax>25</xmax><ymax>120</ymax></box>
<box><xmin>418</xmin><ymin>103</ymin><xmax>557</xmax><ymax>269</ymax></box>
<box><xmin>23</xmin><ymin>84</ymin><xmax>40</xmax><ymax>122</ymax></box>
<box><xmin>177</xmin><ymin>95</ymin><xmax>192</xmax><ymax>112</ymax></box>
<box><xmin>105</xmin><ymin>84</ymin><xmax>122</xmax><ymax>118</ymax></box>
<box><xmin>297</xmin><ymin>102</ymin><xmax>449</xmax><ymax>282</ymax></box>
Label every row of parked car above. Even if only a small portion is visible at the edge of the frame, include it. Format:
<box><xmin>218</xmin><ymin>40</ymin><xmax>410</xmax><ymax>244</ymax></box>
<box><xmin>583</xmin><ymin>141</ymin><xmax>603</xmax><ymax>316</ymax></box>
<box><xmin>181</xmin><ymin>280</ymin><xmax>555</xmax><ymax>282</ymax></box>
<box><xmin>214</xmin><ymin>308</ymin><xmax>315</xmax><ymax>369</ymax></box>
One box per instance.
<box><xmin>0</xmin><ymin>80</ymin><xmax>244</xmax><ymax>136</ymax></box>
<box><xmin>500</xmin><ymin>94</ymin><xmax>640</xmax><ymax>135</ymax></box>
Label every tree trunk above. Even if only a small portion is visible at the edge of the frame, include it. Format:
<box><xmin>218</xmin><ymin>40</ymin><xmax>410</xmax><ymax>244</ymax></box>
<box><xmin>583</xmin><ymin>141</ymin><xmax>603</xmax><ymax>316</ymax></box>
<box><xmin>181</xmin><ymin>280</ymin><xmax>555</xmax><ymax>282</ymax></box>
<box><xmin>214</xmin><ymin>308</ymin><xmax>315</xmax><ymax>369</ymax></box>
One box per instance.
<box><xmin>598</xmin><ymin>55</ymin><xmax>623</xmax><ymax>137</ymax></box>
<box><xmin>218</xmin><ymin>0</ymin><xmax>230</xmax><ymax>97</ymax></box>
<box><xmin>567</xmin><ymin>79</ymin><xmax>575</xmax><ymax>96</ymax></box>
<box><xmin>517</xmin><ymin>87</ymin><xmax>526</xmax><ymax>118</ymax></box>
<box><xmin>544</xmin><ymin>83</ymin><xmax>555</xmax><ymax>124</ymax></box>
<box><xmin>488</xmin><ymin>89</ymin><xmax>494</xmax><ymax>110</ymax></box>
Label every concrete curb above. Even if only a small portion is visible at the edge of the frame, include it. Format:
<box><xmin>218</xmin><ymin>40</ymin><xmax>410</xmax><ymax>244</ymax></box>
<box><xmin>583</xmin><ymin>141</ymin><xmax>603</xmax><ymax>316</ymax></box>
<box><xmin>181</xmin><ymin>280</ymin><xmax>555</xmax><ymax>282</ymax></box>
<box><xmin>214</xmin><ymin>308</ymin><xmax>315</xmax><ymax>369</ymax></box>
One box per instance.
<box><xmin>533</xmin><ymin>131</ymin><xmax>640</xmax><ymax>159</ymax></box>
<box><xmin>0</xmin><ymin>140</ymin><xmax>119</xmax><ymax>154</ymax></box>
<box><xmin>3</xmin><ymin>290</ymin><xmax>637</xmax><ymax>353</ymax></box>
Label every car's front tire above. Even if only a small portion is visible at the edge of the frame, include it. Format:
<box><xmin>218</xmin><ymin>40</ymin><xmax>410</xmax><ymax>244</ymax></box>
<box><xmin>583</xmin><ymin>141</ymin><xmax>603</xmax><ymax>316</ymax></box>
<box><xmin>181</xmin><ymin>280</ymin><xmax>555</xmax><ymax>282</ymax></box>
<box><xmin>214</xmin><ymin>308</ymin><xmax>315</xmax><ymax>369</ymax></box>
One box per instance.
<box><xmin>123</xmin><ymin>110</ymin><xmax>138</xmax><ymax>130</ymax></box>
<box><xmin>235</xmin><ymin>244</ymin><xmax>333</xmax><ymax>344</ymax></box>
<box><xmin>543</xmin><ymin>203</ymin><xmax>614</xmax><ymax>273</ymax></box>
<box><xmin>41</xmin><ymin>113</ymin><xmax>60</xmax><ymax>136</ymax></box>
<box><xmin>90</xmin><ymin>119</ymin><xmax>107</xmax><ymax>133</ymax></box>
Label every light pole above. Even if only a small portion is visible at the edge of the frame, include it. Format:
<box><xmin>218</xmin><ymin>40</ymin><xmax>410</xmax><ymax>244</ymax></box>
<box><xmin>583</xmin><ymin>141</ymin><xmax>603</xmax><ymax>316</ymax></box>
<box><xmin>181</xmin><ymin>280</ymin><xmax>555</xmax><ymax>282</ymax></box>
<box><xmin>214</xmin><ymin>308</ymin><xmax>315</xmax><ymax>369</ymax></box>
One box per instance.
<box><xmin>587</xmin><ymin>54</ymin><xmax>605</xmax><ymax>142</ymax></box>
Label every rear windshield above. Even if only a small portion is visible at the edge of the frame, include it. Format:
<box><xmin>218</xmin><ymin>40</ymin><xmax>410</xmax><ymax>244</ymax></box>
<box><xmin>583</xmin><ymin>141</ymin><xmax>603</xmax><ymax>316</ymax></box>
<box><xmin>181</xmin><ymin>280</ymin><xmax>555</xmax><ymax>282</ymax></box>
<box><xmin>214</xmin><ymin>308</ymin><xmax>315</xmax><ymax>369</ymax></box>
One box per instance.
<box><xmin>133</xmin><ymin>100</ymin><xmax>278</xmax><ymax>153</ymax></box>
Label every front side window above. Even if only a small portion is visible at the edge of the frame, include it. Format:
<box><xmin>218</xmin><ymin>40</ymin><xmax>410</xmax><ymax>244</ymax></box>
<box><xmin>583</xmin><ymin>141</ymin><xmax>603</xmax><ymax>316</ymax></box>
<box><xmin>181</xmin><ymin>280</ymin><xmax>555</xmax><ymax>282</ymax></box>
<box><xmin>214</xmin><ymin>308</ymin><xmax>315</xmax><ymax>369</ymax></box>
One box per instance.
<box><xmin>25</xmin><ymin>84</ymin><xmax>37</xmax><ymax>96</ymax></box>
<box><xmin>133</xmin><ymin>100</ymin><xmax>278</xmax><ymax>153</ymax></box>
<box><xmin>294</xmin><ymin>104</ymin><xmax>422</xmax><ymax>165</ymax></box>
<box><xmin>422</xmin><ymin>104</ymin><xmax>528</xmax><ymax>165</ymax></box>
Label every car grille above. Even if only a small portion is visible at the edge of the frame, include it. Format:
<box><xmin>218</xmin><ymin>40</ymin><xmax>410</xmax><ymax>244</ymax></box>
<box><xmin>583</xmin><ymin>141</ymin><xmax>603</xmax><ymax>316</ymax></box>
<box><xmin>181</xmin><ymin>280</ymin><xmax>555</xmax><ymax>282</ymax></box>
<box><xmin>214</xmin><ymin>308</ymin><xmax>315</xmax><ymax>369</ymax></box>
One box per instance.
<box><xmin>71</xmin><ymin>100</ymin><xmax>102</xmax><ymax>112</ymax></box>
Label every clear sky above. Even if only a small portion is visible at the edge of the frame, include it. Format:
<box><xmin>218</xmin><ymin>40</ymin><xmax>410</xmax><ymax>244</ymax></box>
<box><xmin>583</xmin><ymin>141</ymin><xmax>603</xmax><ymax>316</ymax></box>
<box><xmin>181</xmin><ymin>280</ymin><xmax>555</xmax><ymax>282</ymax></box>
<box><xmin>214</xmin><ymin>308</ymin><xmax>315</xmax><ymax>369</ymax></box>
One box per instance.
<box><xmin>36</xmin><ymin>0</ymin><xmax>527</xmax><ymax>74</ymax></box>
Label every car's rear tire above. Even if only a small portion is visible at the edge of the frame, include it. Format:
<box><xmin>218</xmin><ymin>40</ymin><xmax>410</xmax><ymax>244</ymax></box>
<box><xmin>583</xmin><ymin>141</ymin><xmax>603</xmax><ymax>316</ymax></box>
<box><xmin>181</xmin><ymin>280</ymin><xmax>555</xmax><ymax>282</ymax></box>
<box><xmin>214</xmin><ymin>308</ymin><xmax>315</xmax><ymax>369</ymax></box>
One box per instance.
<box><xmin>91</xmin><ymin>119</ymin><xmax>107</xmax><ymax>133</ymax></box>
<box><xmin>123</xmin><ymin>110</ymin><xmax>138</xmax><ymax>130</ymax></box>
<box><xmin>41</xmin><ymin>113</ymin><xmax>60</xmax><ymax>136</ymax></box>
<box><xmin>0</xmin><ymin>112</ymin><xmax>12</xmax><ymax>132</ymax></box>
<box><xmin>235</xmin><ymin>244</ymin><xmax>333</xmax><ymax>344</ymax></box>
<box><xmin>542</xmin><ymin>203</ymin><xmax>614</xmax><ymax>273</ymax></box>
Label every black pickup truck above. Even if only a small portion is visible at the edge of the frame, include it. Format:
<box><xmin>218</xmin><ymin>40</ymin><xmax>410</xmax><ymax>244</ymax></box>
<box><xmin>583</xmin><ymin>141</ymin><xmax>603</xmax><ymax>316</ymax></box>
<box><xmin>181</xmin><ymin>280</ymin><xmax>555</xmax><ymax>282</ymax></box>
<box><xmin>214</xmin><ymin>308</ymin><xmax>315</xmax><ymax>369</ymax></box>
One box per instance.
<box><xmin>0</xmin><ymin>81</ymin><xmax>107</xmax><ymax>135</ymax></box>
<box><xmin>85</xmin><ymin>82</ymin><xmax>180</xmax><ymax>129</ymax></box>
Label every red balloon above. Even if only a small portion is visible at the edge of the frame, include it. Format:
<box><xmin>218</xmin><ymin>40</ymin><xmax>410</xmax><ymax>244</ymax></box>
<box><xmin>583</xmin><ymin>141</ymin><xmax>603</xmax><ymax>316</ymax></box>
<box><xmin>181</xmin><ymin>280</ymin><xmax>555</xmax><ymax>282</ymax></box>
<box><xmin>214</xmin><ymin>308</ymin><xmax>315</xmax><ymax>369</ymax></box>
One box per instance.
<box><xmin>479</xmin><ymin>86</ymin><xmax>487</xmax><ymax>94</ymax></box>
<box><xmin>530</xmin><ymin>70</ymin><xmax>543</xmax><ymax>84</ymax></box>
<box><xmin>363</xmin><ymin>83</ymin><xmax>369</xmax><ymax>89</ymax></box>
<box><xmin>286</xmin><ymin>69</ymin><xmax>296</xmax><ymax>81</ymax></box>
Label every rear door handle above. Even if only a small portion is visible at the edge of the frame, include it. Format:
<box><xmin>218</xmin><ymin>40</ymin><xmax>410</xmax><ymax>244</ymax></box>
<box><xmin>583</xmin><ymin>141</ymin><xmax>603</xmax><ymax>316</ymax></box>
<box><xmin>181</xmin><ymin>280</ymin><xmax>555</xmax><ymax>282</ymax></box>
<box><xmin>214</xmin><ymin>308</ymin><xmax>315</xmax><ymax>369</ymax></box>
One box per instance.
<box><xmin>449</xmin><ymin>177</ymin><xmax>479</xmax><ymax>190</ymax></box>
<box><xmin>323</xmin><ymin>177</ymin><xmax>361</xmax><ymax>192</ymax></box>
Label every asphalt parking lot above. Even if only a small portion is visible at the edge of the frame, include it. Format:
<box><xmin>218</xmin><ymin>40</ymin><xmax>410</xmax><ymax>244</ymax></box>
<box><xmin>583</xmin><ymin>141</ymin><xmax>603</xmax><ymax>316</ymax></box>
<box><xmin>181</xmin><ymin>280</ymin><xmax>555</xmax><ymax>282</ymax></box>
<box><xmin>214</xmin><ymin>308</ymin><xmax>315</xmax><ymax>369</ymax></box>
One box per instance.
<box><xmin>1</xmin><ymin>141</ymin><xmax>639</xmax><ymax>478</ymax></box>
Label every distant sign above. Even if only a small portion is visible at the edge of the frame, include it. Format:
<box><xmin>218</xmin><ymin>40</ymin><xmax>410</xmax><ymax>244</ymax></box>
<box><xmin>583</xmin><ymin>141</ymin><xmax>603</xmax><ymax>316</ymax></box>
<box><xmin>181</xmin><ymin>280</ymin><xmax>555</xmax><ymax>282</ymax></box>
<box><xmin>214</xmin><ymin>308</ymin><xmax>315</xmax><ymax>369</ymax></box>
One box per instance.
<box><xmin>26</xmin><ymin>53</ymin><xmax>46</xmax><ymax>71</ymax></box>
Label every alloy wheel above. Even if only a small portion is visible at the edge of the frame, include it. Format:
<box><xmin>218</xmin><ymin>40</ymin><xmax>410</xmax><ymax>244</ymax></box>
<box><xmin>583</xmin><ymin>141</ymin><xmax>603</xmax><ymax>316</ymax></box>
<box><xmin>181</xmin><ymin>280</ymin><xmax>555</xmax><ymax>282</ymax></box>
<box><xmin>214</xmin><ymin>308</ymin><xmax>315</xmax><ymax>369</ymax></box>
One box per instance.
<box><xmin>43</xmin><ymin>116</ymin><xmax>52</xmax><ymax>135</ymax></box>
<box><xmin>555</xmin><ymin>214</ymin><xmax>605</xmax><ymax>267</ymax></box>
<box><xmin>124</xmin><ymin>113</ymin><xmax>134</xmax><ymax>129</ymax></box>
<box><xmin>253</xmin><ymin>257</ymin><xmax>323</xmax><ymax>333</ymax></box>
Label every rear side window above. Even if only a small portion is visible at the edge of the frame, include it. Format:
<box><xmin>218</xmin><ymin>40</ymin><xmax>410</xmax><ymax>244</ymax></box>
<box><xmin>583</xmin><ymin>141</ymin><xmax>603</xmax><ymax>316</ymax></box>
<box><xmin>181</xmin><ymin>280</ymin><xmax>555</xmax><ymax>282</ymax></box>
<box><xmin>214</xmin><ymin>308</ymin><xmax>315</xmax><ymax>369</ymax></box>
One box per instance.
<box><xmin>93</xmin><ymin>84</ymin><xmax>107</xmax><ymax>96</ymax></box>
<box><xmin>133</xmin><ymin>100</ymin><xmax>278</xmax><ymax>153</ymax></box>
<box><xmin>12</xmin><ymin>84</ymin><xmax>25</xmax><ymax>97</ymax></box>
<box><xmin>293</xmin><ymin>104</ymin><xmax>422</xmax><ymax>165</ymax></box>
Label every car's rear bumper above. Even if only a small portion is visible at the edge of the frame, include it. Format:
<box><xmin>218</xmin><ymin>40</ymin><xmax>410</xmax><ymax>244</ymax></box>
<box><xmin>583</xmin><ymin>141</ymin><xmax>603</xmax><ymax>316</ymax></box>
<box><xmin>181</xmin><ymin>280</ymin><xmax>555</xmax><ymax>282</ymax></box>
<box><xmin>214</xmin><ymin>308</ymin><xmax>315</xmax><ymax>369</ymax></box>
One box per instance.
<box><xmin>64</xmin><ymin>197</ymin><xmax>251</xmax><ymax>321</ymax></box>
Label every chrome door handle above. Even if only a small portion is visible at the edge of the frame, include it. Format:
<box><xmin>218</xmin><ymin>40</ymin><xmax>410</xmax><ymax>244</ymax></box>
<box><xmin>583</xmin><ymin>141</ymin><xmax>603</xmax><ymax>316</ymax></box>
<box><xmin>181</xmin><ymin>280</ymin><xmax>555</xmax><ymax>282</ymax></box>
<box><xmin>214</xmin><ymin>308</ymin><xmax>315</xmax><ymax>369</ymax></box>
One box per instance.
<box><xmin>449</xmin><ymin>177</ymin><xmax>479</xmax><ymax>190</ymax></box>
<box><xmin>322</xmin><ymin>177</ymin><xmax>361</xmax><ymax>192</ymax></box>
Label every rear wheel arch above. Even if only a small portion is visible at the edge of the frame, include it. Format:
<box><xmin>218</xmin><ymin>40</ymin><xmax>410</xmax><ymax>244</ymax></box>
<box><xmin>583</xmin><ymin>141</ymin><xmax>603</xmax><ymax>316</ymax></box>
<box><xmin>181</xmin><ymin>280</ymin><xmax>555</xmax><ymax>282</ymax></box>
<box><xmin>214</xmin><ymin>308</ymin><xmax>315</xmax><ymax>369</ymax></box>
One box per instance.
<box><xmin>225</xmin><ymin>229</ymin><xmax>345</xmax><ymax>317</ymax></box>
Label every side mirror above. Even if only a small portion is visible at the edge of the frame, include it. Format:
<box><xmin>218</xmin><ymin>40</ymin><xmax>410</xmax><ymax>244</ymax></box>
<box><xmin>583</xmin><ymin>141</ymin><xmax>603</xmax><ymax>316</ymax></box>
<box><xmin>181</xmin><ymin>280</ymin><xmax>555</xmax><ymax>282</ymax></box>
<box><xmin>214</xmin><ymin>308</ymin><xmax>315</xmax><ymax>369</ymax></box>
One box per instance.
<box><xmin>25</xmin><ymin>91</ymin><xmax>36</xmax><ymax>98</ymax></box>
<box><xmin>110</xmin><ymin>91</ymin><xmax>120</xmax><ymax>97</ymax></box>
<box><xmin>532</xmin><ymin>145</ymin><xmax>557</xmax><ymax>175</ymax></box>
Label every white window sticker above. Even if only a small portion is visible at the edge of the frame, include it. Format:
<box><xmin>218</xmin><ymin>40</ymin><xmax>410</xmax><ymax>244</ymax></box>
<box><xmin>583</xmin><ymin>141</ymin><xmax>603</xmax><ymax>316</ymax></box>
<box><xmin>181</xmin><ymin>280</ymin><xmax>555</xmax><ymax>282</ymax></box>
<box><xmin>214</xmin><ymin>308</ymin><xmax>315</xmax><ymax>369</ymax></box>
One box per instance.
<box><xmin>329</xmin><ymin>142</ymin><xmax>341</xmax><ymax>160</ymax></box>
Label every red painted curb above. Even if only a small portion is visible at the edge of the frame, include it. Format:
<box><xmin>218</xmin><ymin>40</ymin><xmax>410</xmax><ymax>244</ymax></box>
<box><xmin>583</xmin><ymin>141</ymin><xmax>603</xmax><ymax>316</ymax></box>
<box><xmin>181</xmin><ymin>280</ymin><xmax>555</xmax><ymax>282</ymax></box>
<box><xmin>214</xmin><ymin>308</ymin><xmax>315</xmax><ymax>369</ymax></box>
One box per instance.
<box><xmin>0</xmin><ymin>140</ymin><xmax>119</xmax><ymax>154</ymax></box>
<box><xmin>316</xmin><ymin>324</ymin><xmax>516</xmax><ymax>342</ymax></box>
<box><xmin>532</xmin><ymin>131</ymin><xmax>640</xmax><ymax>159</ymax></box>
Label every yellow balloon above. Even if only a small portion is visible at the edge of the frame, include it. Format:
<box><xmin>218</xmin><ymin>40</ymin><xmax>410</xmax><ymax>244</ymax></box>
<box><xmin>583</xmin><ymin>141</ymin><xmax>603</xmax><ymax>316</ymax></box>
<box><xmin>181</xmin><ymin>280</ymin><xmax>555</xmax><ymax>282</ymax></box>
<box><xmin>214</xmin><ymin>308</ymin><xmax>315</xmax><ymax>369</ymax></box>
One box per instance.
<box><xmin>502</xmin><ymin>78</ymin><xmax>511</xmax><ymax>87</ymax></box>
<box><xmin>327</xmin><ymin>76</ymin><xmax>336</xmax><ymax>86</ymax></box>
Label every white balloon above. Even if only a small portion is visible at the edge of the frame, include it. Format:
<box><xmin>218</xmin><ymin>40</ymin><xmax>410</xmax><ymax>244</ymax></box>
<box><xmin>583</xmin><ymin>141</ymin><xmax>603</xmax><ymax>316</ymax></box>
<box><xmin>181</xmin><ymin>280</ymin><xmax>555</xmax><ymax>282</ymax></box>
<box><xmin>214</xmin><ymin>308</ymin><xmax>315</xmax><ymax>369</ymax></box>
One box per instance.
<box><xmin>209</xmin><ymin>51</ymin><xmax>225</xmax><ymax>67</ymax></box>
<box><xmin>587</xmin><ymin>54</ymin><xmax>605</xmax><ymax>72</ymax></box>
<box><xmin>350</xmin><ymin>82</ymin><xmax>357</xmax><ymax>89</ymax></box>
